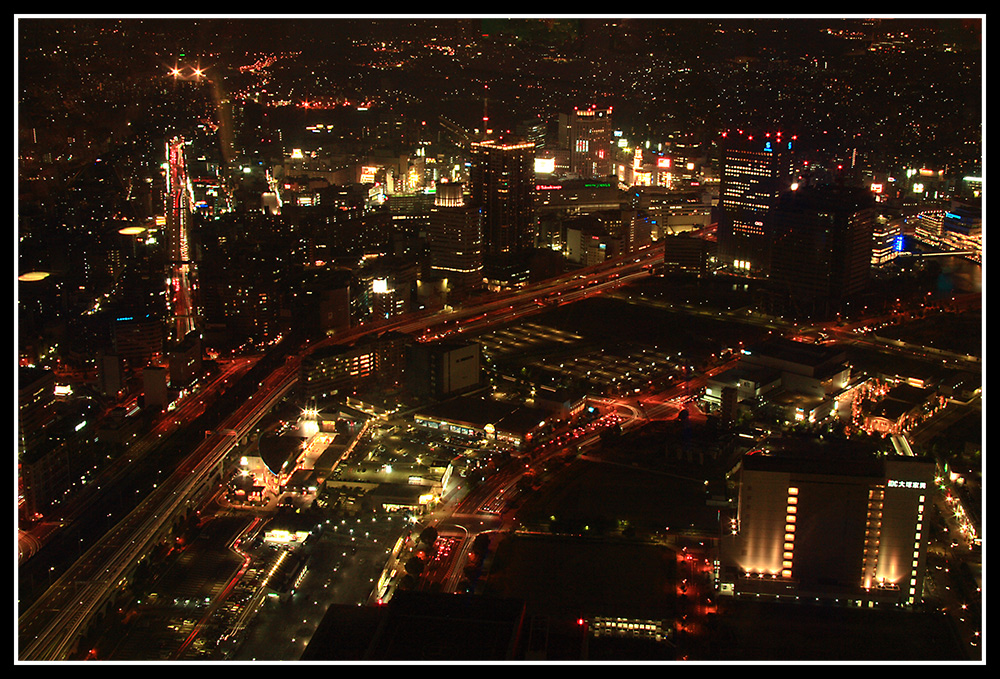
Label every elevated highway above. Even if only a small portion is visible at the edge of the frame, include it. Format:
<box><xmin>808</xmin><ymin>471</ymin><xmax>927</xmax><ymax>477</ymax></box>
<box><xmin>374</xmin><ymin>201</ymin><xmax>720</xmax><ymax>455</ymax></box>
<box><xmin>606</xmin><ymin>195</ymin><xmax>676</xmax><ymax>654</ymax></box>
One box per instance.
<box><xmin>18</xmin><ymin>365</ymin><xmax>298</xmax><ymax>660</ymax></box>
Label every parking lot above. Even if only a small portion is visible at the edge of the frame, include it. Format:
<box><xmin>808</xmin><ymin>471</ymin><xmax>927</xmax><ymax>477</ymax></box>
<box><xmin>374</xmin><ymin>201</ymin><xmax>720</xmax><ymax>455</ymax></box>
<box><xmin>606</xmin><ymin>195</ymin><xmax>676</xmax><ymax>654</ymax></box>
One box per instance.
<box><xmin>479</xmin><ymin>321</ymin><xmax>683</xmax><ymax>397</ymax></box>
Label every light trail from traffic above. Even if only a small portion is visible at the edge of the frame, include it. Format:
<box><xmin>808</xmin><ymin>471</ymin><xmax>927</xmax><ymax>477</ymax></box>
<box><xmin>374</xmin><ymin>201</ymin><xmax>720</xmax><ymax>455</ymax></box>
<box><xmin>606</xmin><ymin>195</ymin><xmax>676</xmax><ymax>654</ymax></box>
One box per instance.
<box><xmin>166</xmin><ymin>137</ymin><xmax>197</xmax><ymax>342</ymax></box>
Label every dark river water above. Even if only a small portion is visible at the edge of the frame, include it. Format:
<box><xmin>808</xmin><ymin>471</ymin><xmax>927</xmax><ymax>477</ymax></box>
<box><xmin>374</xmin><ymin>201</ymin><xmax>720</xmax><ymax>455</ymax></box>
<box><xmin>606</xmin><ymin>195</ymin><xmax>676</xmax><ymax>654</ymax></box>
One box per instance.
<box><xmin>933</xmin><ymin>256</ymin><xmax>982</xmax><ymax>298</ymax></box>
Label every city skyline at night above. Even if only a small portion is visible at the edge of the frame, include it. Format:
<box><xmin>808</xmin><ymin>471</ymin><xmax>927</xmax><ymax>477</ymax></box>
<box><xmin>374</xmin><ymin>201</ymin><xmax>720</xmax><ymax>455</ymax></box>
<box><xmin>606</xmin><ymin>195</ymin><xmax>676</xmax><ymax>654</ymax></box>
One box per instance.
<box><xmin>17</xmin><ymin>15</ymin><xmax>983</xmax><ymax>663</ymax></box>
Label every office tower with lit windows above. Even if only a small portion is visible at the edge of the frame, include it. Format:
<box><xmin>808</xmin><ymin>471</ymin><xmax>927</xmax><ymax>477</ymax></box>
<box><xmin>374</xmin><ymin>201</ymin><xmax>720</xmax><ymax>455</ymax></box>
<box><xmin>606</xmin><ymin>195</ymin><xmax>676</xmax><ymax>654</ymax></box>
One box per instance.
<box><xmin>565</xmin><ymin>106</ymin><xmax>614</xmax><ymax>179</ymax></box>
<box><xmin>720</xmin><ymin>447</ymin><xmax>935</xmax><ymax>607</ymax></box>
<box><xmin>366</xmin><ymin>258</ymin><xmax>419</xmax><ymax>321</ymax></box>
<box><xmin>469</xmin><ymin>140</ymin><xmax>536</xmax><ymax>289</ymax></box>
<box><xmin>299</xmin><ymin>344</ymin><xmax>376</xmax><ymax>401</ymax></box>
<box><xmin>716</xmin><ymin>130</ymin><xmax>798</xmax><ymax>276</ymax></box>
<box><xmin>871</xmin><ymin>217</ymin><xmax>904</xmax><ymax>269</ymax></box>
<box><xmin>111</xmin><ymin>307</ymin><xmax>164</xmax><ymax>370</ymax></box>
<box><xmin>427</xmin><ymin>181</ymin><xmax>484</xmax><ymax>298</ymax></box>
<box><xmin>768</xmin><ymin>184</ymin><xmax>876</xmax><ymax>315</ymax></box>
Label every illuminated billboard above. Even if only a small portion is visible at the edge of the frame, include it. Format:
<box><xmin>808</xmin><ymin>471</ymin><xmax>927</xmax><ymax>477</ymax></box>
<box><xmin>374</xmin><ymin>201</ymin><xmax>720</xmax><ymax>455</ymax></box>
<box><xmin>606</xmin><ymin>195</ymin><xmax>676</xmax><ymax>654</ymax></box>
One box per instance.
<box><xmin>535</xmin><ymin>157</ymin><xmax>556</xmax><ymax>174</ymax></box>
<box><xmin>265</xmin><ymin>529</ymin><xmax>310</xmax><ymax>544</ymax></box>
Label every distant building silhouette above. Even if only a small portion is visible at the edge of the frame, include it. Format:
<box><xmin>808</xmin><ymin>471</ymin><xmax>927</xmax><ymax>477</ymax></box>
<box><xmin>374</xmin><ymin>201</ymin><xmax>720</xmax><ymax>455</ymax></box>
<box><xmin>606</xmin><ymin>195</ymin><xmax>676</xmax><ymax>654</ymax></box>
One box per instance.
<box><xmin>768</xmin><ymin>183</ymin><xmax>876</xmax><ymax>316</ymax></box>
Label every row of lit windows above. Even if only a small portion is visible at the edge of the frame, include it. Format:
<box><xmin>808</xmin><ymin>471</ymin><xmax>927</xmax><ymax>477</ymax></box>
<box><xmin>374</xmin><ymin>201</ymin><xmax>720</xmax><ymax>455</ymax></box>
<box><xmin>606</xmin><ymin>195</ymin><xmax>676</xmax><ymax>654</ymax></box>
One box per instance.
<box><xmin>908</xmin><ymin>495</ymin><xmax>926</xmax><ymax>604</ymax></box>
<box><xmin>591</xmin><ymin>617</ymin><xmax>667</xmax><ymax>641</ymax></box>
<box><xmin>725</xmin><ymin>167</ymin><xmax>776</xmax><ymax>179</ymax></box>
<box><xmin>861</xmin><ymin>487</ymin><xmax>884</xmax><ymax>588</ymax></box>
<box><xmin>734</xmin><ymin>223</ymin><xmax>765</xmax><ymax>236</ymax></box>
<box><xmin>724</xmin><ymin>197</ymin><xmax>773</xmax><ymax>211</ymax></box>
<box><xmin>782</xmin><ymin>487</ymin><xmax>798</xmax><ymax>578</ymax></box>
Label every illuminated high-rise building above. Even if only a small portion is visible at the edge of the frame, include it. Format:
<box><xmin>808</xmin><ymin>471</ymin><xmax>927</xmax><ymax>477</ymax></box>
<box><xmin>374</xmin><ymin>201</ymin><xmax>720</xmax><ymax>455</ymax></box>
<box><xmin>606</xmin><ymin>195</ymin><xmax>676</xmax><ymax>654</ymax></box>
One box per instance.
<box><xmin>720</xmin><ymin>447</ymin><xmax>935</xmax><ymax>607</ymax></box>
<box><xmin>427</xmin><ymin>181</ymin><xmax>483</xmax><ymax>298</ymax></box>
<box><xmin>716</xmin><ymin>129</ymin><xmax>798</xmax><ymax>276</ymax></box>
<box><xmin>469</xmin><ymin>140</ymin><xmax>536</xmax><ymax>289</ymax></box>
<box><xmin>567</xmin><ymin>106</ymin><xmax>614</xmax><ymax>179</ymax></box>
<box><xmin>366</xmin><ymin>258</ymin><xmax>419</xmax><ymax>321</ymax></box>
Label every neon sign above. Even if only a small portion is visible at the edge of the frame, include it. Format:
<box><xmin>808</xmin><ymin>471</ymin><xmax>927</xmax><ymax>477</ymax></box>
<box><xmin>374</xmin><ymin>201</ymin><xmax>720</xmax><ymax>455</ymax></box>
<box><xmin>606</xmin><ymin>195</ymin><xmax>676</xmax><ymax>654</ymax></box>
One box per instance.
<box><xmin>887</xmin><ymin>480</ymin><xmax>926</xmax><ymax>489</ymax></box>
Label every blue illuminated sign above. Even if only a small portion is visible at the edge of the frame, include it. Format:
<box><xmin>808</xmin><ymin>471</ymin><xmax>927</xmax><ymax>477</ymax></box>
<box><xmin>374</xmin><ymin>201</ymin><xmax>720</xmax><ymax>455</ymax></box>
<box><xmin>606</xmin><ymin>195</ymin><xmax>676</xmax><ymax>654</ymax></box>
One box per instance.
<box><xmin>893</xmin><ymin>235</ymin><xmax>905</xmax><ymax>252</ymax></box>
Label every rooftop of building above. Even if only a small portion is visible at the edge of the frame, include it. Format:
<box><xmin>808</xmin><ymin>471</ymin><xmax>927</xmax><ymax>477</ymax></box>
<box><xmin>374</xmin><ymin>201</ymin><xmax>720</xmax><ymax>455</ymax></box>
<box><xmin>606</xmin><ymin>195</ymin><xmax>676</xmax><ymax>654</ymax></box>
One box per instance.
<box><xmin>258</xmin><ymin>432</ymin><xmax>308</xmax><ymax>476</ymax></box>
<box><xmin>416</xmin><ymin>395</ymin><xmax>552</xmax><ymax>435</ymax></box>
<box><xmin>284</xmin><ymin>468</ymin><xmax>323</xmax><ymax>490</ymax></box>
<box><xmin>741</xmin><ymin>437</ymin><xmax>934</xmax><ymax>479</ymax></box>
<box><xmin>742</xmin><ymin>336</ymin><xmax>847</xmax><ymax>369</ymax></box>
<box><xmin>884</xmin><ymin>381</ymin><xmax>935</xmax><ymax>405</ymax></box>
<box><xmin>707</xmin><ymin>362</ymin><xmax>783</xmax><ymax>387</ymax></box>
<box><xmin>18</xmin><ymin>365</ymin><xmax>55</xmax><ymax>391</ymax></box>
